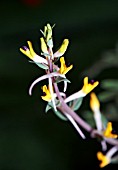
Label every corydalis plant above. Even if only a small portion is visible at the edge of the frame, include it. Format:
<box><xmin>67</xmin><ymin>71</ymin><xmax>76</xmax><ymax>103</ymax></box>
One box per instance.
<box><xmin>20</xmin><ymin>23</ymin><xmax>118</xmax><ymax>168</ymax></box>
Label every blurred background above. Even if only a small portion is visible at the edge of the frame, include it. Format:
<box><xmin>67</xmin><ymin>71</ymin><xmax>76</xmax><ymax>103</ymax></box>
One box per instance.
<box><xmin>0</xmin><ymin>0</ymin><xmax>118</xmax><ymax>169</ymax></box>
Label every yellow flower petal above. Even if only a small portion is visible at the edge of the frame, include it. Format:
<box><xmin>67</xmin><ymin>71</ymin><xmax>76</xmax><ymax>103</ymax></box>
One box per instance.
<box><xmin>27</xmin><ymin>41</ymin><xmax>36</xmax><ymax>58</ymax></box>
<box><xmin>103</xmin><ymin>122</ymin><xmax>118</xmax><ymax>138</ymax></box>
<box><xmin>46</xmin><ymin>23</ymin><xmax>52</xmax><ymax>42</ymax></box>
<box><xmin>82</xmin><ymin>77</ymin><xmax>99</xmax><ymax>95</ymax></box>
<box><xmin>54</xmin><ymin>39</ymin><xmax>69</xmax><ymax>58</ymax></box>
<box><xmin>20</xmin><ymin>47</ymin><xmax>31</xmax><ymax>58</ymax></box>
<box><xmin>41</xmin><ymin>85</ymin><xmax>52</xmax><ymax>102</ymax></box>
<box><xmin>59</xmin><ymin>39</ymin><xmax>69</xmax><ymax>53</ymax></box>
<box><xmin>40</xmin><ymin>37</ymin><xmax>48</xmax><ymax>54</ymax></box>
<box><xmin>97</xmin><ymin>152</ymin><xmax>110</xmax><ymax>168</ymax></box>
<box><xmin>59</xmin><ymin>57</ymin><xmax>73</xmax><ymax>74</ymax></box>
<box><xmin>20</xmin><ymin>41</ymin><xmax>48</xmax><ymax>64</ymax></box>
<box><xmin>44</xmin><ymin>26</ymin><xmax>47</xmax><ymax>36</ymax></box>
<box><xmin>20</xmin><ymin>41</ymin><xmax>37</xmax><ymax>60</ymax></box>
<box><xmin>90</xmin><ymin>92</ymin><xmax>100</xmax><ymax>111</ymax></box>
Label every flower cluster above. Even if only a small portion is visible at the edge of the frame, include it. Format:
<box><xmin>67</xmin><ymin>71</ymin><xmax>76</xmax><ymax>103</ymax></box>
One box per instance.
<box><xmin>20</xmin><ymin>23</ymin><xmax>118</xmax><ymax>168</ymax></box>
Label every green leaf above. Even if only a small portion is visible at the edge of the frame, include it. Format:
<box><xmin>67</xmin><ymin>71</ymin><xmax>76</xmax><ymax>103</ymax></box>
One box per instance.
<box><xmin>55</xmin><ymin>77</ymin><xmax>70</xmax><ymax>83</ymax></box>
<box><xmin>82</xmin><ymin>111</ymin><xmax>96</xmax><ymax>128</ymax></box>
<box><xmin>101</xmin><ymin>79</ymin><xmax>118</xmax><ymax>91</ymax></box>
<box><xmin>69</xmin><ymin>97</ymin><xmax>83</xmax><ymax>111</ymax></box>
<box><xmin>41</xmin><ymin>52</ymin><xmax>50</xmax><ymax>57</ymax></box>
<box><xmin>47</xmin><ymin>39</ymin><xmax>53</xmax><ymax>48</ymax></box>
<box><xmin>29</xmin><ymin>61</ymin><xmax>48</xmax><ymax>70</ymax></box>
<box><xmin>82</xmin><ymin>110</ymin><xmax>108</xmax><ymax>128</ymax></box>
<box><xmin>104</xmin><ymin>104</ymin><xmax>118</xmax><ymax>121</ymax></box>
<box><xmin>52</xmin><ymin>109</ymin><xmax>68</xmax><ymax>121</ymax></box>
<box><xmin>111</xmin><ymin>156</ymin><xmax>118</xmax><ymax>164</ymax></box>
<box><xmin>45</xmin><ymin>103</ymin><xmax>52</xmax><ymax>113</ymax></box>
<box><xmin>36</xmin><ymin>63</ymin><xmax>48</xmax><ymax>69</ymax></box>
<box><xmin>45</xmin><ymin>101</ymin><xmax>67</xmax><ymax>121</ymax></box>
<box><xmin>98</xmin><ymin>91</ymin><xmax>116</xmax><ymax>102</ymax></box>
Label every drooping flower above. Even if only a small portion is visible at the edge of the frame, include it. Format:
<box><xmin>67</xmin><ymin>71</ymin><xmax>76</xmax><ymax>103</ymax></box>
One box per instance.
<box><xmin>81</xmin><ymin>77</ymin><xmax>99</xmax><ymax>95</ymax></box>
<box><xmin>59</xmin><ymin>57</ymin><xmax>73</xmax><ymax>74</ymax></box>
<box><xmin>53</xmin><ymin>39</ymin><xmax>69</xmax><ymax>58</ymax></box>
<box><xmin>103</xmin><ymin>122</ymin><xmax>118</xmax><ymax>138</ymax></box>
<box><xmin>20</xmin><ymin>41</ymin><xmax>48</xmax><ymax>64</ymax></box>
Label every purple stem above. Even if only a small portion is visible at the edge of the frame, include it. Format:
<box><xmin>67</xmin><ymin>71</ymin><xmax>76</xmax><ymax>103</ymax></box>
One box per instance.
<box><xmin>53</xmin><ymin>82</ymin><xmax>118</xmax><ymax>146</ymax></box>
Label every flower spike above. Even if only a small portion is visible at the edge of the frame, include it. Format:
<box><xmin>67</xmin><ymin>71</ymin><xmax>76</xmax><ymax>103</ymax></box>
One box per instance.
<box><xmin>20</xmin><ymin>23</ymin><xmax>118</xmax><ymax>169</ymax></box>
<box><xmin>20</xmin><ymin>41</ymin><xmax>48</xmax><ymax>64</ymax></box>
<box><xmin>59</xmin><ymin>57</ymin><xmax>73</xmax><ymax>75</ymax></box>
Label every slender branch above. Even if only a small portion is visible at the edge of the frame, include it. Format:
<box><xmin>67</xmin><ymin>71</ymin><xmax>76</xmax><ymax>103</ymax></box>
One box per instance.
<box><xmin>53</xmin><ymin>82</ymin><xmax>118</xmax><ymax>146</ymax></box>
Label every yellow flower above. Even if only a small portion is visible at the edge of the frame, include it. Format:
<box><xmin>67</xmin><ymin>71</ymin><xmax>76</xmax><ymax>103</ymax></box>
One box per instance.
<box><xmin>82</xmin><ymin>77</ymin><xmax>99</xmax><ymax>95</ymax></box>
<box><xmin>41</xmin><ymin>85</ymin><xmax>52</xmax><ymax>102</ymax></box>
<box><xmin>97</xmin><ymin>152</ymin><xmax>110</xmax><ymax>168</ymax></box>
<box><xmin>20</xmin><ymin>41</ymin><xmax>48</xmax><ymax>64</ymax></box>
<box><xmin>40</xmin><ymin>37</ymin><xmax>48</xmax><ymax>54</ymax></box>
<box><xmin>90</xmin><ymin>92</ymin><xmax>100</xmax><ymax>112</ymax></box>
<box><xmin>103</xmin><ymin>122</ymin><xmax>118</xmax><ymax>138</ymax></box>
<box><xmin>54</xmin><ymin>39</ymin><xmax>69</xmax><ymax>58</ymax></box>
<box><xmin>20</xmin><ymin>41</ymin><xmax>36</xmax><ymax>60</ymax></box>
<box><xmin>59</xmin><ymin>57</ymin><xmax>73</xmax><ymax>74</ymax></box>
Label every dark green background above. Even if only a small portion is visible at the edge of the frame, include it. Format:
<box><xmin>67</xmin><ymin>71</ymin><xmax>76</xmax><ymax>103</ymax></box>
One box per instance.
<box><xmin>0</xmin><ymin>0</ymin><xmax>118</xmax><ymax>169</ymax></box>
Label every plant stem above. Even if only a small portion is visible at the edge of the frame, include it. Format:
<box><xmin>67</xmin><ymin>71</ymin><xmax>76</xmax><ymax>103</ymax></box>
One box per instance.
<box><xmin>53</xmin><ymin>82</ymin><xmax>118</xmax><ymax>146</ymax></box>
